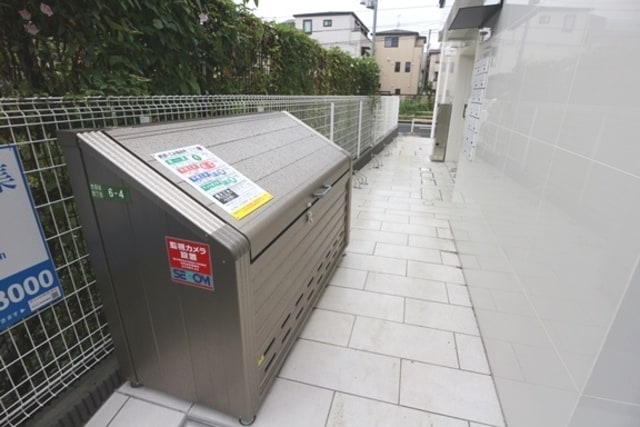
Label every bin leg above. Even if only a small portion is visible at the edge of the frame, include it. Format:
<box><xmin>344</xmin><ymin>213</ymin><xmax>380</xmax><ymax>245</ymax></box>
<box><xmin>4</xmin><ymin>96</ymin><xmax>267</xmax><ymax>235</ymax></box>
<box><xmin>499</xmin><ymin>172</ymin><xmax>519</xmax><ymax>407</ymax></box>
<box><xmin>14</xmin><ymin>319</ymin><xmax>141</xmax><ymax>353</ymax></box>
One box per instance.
<box><xmin>239</xmin><ymin>415</ymin><xmax>256</xmax><ymax>426</ymax></box>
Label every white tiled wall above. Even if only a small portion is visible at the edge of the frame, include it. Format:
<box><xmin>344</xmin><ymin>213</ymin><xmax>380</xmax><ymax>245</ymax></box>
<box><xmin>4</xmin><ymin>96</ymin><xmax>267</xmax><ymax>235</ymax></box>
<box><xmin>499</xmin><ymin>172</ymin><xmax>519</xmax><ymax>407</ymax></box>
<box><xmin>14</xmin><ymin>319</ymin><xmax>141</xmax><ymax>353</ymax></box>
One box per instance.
<box><xmin>450</xmin><ymin>1</ymin><xmax>640</xmax><ymax>425</ymax></box>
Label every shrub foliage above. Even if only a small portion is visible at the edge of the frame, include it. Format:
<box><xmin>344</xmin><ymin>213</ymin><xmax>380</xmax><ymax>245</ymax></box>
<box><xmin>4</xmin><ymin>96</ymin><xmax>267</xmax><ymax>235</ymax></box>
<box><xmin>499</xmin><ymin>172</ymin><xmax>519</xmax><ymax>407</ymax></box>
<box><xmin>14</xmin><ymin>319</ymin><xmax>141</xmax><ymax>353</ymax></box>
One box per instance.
<box><xmin>0</xmin><ymin>0</ymin><xmax>380</xmax><ymax>96</ymax></box>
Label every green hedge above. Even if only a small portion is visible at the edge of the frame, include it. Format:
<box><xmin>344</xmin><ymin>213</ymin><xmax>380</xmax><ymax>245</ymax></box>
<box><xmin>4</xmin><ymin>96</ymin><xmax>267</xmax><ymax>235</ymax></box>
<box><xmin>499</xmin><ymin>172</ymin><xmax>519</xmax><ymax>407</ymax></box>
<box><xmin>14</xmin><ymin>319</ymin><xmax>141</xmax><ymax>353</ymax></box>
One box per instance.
<box><xmin>399</xmin><ymin>96</ymin><xmax>434</xmax><ymax>116</ymax></box>
<box><xmin>0</xmin><ymin>0</ymin><xmax>379</xmax><ymax>96</ymax></box>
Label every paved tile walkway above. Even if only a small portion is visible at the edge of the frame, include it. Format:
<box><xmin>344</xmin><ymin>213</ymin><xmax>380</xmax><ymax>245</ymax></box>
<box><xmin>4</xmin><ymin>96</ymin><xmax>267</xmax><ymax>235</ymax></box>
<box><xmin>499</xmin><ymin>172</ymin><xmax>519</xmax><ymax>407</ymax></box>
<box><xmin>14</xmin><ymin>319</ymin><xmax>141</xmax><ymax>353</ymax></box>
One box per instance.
<box><xmin>86</xmin><ymin>135</ymin><xmax>505</xmax><ymax>427</ymax></box>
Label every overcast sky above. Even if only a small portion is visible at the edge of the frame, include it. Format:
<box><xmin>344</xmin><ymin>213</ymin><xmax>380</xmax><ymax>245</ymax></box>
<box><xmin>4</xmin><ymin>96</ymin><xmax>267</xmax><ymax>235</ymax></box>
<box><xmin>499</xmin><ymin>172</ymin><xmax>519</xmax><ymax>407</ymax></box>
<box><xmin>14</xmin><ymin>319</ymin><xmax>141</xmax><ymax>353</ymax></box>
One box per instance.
<box><xmin>234</xmin><ymin>0</ymin><xmax>453</xmax><ymax>43</ymax></box>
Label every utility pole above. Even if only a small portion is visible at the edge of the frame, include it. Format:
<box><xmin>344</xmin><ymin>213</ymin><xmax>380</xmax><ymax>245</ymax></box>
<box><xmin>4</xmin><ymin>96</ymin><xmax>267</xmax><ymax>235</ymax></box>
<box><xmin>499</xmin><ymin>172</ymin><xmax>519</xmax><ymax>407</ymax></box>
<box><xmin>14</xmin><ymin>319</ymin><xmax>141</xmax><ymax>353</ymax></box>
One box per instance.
<box><xmin>361</xmin><ymin>0</ymin><xmax>378</xmax><ymax>58</ymax></box>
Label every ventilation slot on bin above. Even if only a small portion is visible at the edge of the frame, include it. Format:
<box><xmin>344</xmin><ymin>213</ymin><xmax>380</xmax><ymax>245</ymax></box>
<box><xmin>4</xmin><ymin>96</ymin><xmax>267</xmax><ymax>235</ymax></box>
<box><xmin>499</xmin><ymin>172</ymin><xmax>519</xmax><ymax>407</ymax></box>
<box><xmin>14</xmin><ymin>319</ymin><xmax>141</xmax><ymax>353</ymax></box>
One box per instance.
<box><xmin>263</xmin><ymin>352</ymin><xmax>276</xmax><ymax>373</ymax></box>
<box><xmin>258</xmin><ymin>225</ymin><xmax>346</xmax><ymax>394</ymax></box>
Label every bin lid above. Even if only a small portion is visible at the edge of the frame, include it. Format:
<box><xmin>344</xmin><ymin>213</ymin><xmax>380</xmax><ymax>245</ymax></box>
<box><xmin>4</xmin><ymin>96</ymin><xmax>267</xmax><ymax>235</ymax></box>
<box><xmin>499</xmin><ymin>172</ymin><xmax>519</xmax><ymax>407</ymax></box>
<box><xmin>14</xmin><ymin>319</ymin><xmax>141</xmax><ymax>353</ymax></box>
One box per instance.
<box><xmin>103</xmin><ymin>112</ymin><xmax>351</xmax><ymax>259</ymax></box>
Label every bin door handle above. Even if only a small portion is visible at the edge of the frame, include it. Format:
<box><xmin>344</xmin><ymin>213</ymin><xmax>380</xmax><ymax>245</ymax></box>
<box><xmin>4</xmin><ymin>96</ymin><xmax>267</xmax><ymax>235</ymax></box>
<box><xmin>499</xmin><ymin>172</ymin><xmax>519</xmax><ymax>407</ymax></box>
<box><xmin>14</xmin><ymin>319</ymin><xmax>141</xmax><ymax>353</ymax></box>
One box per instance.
<box><xmin>312</xmin><ymin>184</ymin><xmax>332</xmax><ymax>199</ymax></box>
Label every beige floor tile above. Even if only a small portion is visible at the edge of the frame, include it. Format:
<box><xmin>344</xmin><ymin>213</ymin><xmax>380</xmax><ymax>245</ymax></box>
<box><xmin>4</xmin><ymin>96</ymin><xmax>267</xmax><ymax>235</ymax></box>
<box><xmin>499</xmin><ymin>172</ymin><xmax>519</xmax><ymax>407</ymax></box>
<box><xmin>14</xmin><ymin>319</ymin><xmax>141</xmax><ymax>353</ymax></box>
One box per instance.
<box><xmin>359</xmin><ymin>211</ymin><xmax>410</xmax><ymax>224</ymax></box>
<box><xmin>316</xmin><ymin>286</ymin><xmax>404</xmax><ymax>322</ymax></box>
<box><xmin>351</xmin><ymin>219</ymin><xmax>382</xmax><ymax>231</ymax></box>
<box><xmin>409</xmin><ymin>235</ymin><xmax>457</xmax><ymax>252</ymax></box>
<box><xmin>437</xmin><ymin>227</ymin><xmax>454</xmax><ymax>239</ymax></box>
<box><xmin>494</xmin><ymin>378</ymin><xmax>575</xmax><ymax>427</ymax></box>
<box><xmin>339</xmin><ymin>252</ymin><xmax>407</xmax><ymax>275</ymax></box>
<box><xmin>280</xmin><ymin>339</ymin><xmax>400</xmax><ymax>403</ymax></box>
<box><xmin>118</xmin><ymin>383</ymin><xmax>191</xmax><ymax>412</ymax></box>
<box><xmin>410</xmin><ymin>216</ymin><xmax>450</xmax><ymax>228</ymax></box>
<box><xmin>447</xmin><ymin>283</ymin><xmax>472</xmax><ymax>307</ymax></box>
<box><xmin>108</xmin><ymin>398</ymin><xmax>184</xmax><ymax>427</ymax></box>
<box><xmin>349</xmin><ymin>228</ymin><xmax>409</xmax><ymax>245</ymax></box>
<box><xmin>375</xmin><ymin>242</ymin><xmax>442</xmax><ymax>264</ymax></box>
<box><xmin>456</xmin><ymin>333</ymin><xmax>491</xmax><ymax>374</ymax></box>
<box><xmin>300</xmin><ymin>308</ymin><xmax>355</xmax><ymax>346</ymax></box>
<box><xmin>187</xmin><ymin>379</ymin><xmax>333</xmax><ymax>427</ymax></box>
<box><xmin>350</xmin><ymin>317</ymin><xmax>457</xmax><ymax>368</ymax></box>
<box><xmin>408</xmin><ymin>261</ymin><xmax>466</xmax><ymax>284</ymax></box>
<box><xmin>401</xmin><ymin>361</ymin><xmax>504</xmax><ymax>426</ymax></box>
<box><xmin>365</xmin><ymin>272</ymin><xmax>448</xmax><ymax>302</ymax></box>
<box><xmin>381</xmin><ymin>222</ymin><xmax>439</xmax><ymax>237</ymax></box>
<box><xmin>406</xmin><ymin>298</ymin><xmax>479</xmax><ymax>335</ymax></box>
<box><xmin>329</xmin><ymin>267</ymin><xmax>368</xmax><ymax>289</ymax></box>
<box><xmin>441</xmin><ymin>251</ymin><xmax>462</xmax><ymax>267</ymax></box>
<box><xmin>327</xmin><ymin>393</ymin><xmax>468</xmax><ymax>427</ymax></box>
<box><xmin>345</xmin><ymin>239</ymin><xmax>376</xmax><ymax>255</ymax></box>
<box><xmin>85</xmin><ymin>393</ymin><xmax>128</xmax><ymax>427</ymax></box>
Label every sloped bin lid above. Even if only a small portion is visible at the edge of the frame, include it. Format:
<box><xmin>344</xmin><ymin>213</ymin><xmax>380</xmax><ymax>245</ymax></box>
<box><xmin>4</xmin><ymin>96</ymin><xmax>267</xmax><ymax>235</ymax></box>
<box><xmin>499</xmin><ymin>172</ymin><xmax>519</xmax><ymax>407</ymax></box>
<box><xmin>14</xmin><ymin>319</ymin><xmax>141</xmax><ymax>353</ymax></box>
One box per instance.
<box><xmin>99</xmin><ymin>112</ymin><xmax>350</xmax><ymax>259</ymax></box>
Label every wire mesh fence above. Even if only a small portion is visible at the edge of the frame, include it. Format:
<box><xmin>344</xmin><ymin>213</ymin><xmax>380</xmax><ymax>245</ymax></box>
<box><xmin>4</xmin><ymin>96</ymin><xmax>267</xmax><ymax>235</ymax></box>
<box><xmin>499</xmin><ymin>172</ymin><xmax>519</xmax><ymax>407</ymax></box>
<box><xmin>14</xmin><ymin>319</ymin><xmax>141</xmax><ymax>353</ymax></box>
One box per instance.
<box><xmin>0</xmin><ymin>95</ymin><xmax>398</xmax><ymax>426</ymax></box>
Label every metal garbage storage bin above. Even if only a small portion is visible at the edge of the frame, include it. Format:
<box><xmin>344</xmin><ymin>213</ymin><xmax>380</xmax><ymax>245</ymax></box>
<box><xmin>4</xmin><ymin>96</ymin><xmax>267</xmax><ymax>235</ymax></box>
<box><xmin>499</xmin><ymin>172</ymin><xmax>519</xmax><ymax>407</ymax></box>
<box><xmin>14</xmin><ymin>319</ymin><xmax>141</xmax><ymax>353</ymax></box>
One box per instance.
<box><xmin>58</xmin><ymin>112</ymin><xmax>351</xmax><ymax>424</ymax></box>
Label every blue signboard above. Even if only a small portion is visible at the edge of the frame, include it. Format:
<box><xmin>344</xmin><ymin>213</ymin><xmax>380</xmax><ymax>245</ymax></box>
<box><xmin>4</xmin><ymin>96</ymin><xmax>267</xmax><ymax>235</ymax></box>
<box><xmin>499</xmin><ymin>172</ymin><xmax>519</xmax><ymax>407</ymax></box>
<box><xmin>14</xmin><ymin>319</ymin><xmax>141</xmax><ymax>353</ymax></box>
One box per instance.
<box><xmin>0</xmin><ymin>145</ymin><xmax>63</xmax><ymax>330</ymax></box>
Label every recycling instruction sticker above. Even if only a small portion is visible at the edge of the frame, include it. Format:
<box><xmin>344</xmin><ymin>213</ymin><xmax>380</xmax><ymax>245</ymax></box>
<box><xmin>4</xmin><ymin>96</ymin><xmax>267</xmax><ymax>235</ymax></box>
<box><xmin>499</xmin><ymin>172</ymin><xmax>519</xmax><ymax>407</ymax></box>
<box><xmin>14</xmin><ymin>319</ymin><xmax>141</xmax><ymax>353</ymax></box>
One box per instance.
<box><xmin>153</xmin><ymin>145</ymin><xmax>272</xmax><ymax>220</ymax></box>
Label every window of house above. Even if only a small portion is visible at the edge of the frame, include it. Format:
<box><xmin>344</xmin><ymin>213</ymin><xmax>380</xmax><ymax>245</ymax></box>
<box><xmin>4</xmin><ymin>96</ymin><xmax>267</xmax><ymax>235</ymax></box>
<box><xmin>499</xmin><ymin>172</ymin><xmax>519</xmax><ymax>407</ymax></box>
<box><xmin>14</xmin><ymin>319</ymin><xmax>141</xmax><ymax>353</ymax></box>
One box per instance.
<box><xmin>395</xmin><ymin>89</ymin><xmax>401</xmax><ymax>95</ymax></box>
<box><xmin>323</xmin><ymin>19</ymin><xmax>332</xmax><ymax>27</ymax></box>
<box><xmin>384</xmin><ymin>36</ymin><xmax>399</xmax><ymax>48</ymax></box>
<box><xmin>405</xmin><ymin>62</ymin><xmax>411</xmax><ymax>72</ymax></box>
<box><xmin>303</xmin><ymin>19</ymin><xmax>312</xmax><ymax>34</ymax></box>
<box><xmin>394</xmin><ymin>62</ymin><xmax>401</xmax><ymax>72</ymax></box>
<box><xmin>434</xmin><ymin>71</ymin><xmax>439</xmax><ymax>82</ymax></box>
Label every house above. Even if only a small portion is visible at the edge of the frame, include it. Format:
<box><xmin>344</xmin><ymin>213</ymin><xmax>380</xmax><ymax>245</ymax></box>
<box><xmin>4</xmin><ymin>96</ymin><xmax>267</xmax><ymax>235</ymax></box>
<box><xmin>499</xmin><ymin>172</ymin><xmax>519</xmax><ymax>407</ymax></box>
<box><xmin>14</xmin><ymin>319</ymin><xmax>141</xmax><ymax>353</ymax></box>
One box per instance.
<box><xmin>293</xmin><ymin>12</ymin><xmax>372</xmax><ymax>57</ymax></box>
<box><xmin>426</xmin><ymin>49</ymin><xmax>441</xmax><ymax>89</ymax></box>
<box><xmin>375</xmin><ymin>30</ymin><xmax>427</xmax><ymax>95</ymax></box>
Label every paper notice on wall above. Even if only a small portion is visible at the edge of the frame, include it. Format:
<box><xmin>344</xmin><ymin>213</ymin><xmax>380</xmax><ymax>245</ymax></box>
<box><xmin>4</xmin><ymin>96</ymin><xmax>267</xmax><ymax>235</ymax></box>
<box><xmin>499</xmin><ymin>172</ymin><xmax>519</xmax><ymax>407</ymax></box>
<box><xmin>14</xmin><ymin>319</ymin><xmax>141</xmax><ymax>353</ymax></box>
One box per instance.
<box><xmin>152</xmin><ymin>145</ymin><xmax>273</xmax><ymax>220</ymax></box>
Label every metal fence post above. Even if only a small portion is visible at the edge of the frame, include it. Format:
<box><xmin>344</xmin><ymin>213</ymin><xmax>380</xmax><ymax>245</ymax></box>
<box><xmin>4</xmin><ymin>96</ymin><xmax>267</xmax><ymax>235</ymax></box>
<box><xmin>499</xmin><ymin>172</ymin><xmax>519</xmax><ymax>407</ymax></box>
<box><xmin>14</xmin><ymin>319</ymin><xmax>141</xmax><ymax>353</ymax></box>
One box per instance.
<box><xmin>330</xmin><ymin>102</ymin><xmax>335</xmax><ymax>141</ymax></box>
<box><xmin>357</xmin><ymin>100</ymin><xmax>363</xmax><ymax>158</ymax></box>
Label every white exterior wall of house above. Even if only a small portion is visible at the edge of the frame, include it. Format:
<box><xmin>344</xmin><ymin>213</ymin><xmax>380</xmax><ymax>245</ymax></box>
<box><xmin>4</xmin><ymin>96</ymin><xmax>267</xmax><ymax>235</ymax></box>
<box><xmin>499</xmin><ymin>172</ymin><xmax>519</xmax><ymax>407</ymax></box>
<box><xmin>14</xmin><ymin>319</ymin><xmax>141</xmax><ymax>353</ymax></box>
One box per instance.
<box><xmin>438</xmin><ymin>1</ymin><xmax>640</xmax><ymax>426</ymax></box>
<box><xmin>294</xmin><ymin>13</ymin><xmax>372</xmax><ymax>57</ymax></box>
